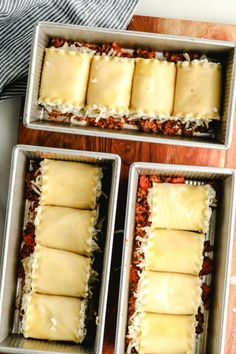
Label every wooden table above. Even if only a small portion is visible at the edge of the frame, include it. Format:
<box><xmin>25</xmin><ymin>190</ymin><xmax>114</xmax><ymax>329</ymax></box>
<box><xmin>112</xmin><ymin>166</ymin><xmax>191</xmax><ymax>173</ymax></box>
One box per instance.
<box><xmin>18</xmin><ymin>15</ymin><xmax>236</xmax><ymax>354</ymax></box>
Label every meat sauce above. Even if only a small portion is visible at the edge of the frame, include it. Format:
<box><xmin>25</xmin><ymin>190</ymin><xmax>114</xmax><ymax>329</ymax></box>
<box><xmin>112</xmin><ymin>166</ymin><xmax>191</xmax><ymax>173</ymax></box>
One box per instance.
<box><xmin>48</xmin><ymin>114</ymin><xmax>211</xmax><ymax>136</ymax></box>
<box><xmin>137</xmin><ymin>118</ymin><xmax>210</xmax><ymax>136</ymax></box>
<box><xmin>18</xmin><ymin>160</ymin><xmax>41</xmax><ymax>278</ymax></box>
<box><xmin>50</xmin><ymin>38</ymin><xmax>201</xmax><ymax>62</ymax></box>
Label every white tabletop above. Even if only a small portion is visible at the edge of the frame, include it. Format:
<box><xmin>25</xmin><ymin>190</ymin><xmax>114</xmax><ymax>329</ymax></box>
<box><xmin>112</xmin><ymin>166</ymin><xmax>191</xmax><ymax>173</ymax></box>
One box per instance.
<box><xmin>0</xmin><ymin>0</ymin><xmax>236</xmax><ymax>239</ymax></box>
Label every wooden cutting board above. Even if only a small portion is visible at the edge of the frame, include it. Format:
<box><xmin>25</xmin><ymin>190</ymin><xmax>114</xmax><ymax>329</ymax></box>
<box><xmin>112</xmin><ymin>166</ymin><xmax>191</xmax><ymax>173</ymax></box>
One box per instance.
<box><xmin>18</xmin><ymin>15</ymin><xmax>236</xmax><ymax>354</ymax></box>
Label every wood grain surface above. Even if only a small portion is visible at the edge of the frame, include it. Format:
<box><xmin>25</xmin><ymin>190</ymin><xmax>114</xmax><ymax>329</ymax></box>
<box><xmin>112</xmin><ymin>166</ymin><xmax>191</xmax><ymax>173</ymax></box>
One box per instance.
<box><xmin>17</xmin><ymin>15</ymin><xmax>236</xmax><ymax>354</ymax></box>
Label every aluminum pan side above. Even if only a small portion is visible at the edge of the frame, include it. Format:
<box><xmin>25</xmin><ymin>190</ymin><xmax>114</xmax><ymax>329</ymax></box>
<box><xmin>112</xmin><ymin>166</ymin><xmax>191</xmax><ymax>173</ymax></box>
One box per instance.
<box><xmin>23</xmin><ymin>21</ymin><xmax>236</xmax><ymax>149</ymax></box>
<box><xmin>114</xmin><ymin>162</ymin><xmax>236</xmax><ymax>354</ymax></box>
<box><xmin>0</xmin><ymin>145</ymin><xmax>121</xmax><ymax>354</ymax></box>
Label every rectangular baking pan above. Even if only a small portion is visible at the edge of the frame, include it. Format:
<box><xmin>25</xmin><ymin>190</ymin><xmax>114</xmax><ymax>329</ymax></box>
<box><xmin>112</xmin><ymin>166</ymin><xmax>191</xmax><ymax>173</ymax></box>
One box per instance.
<box><xmin>115</xmin><ymin>162</ymin><xmax>236</xmax><ymax>354</ymax></box>
<box><xmin>0</xmin><ymin>144</ymin><xmax>121</xmax><ymax>354</ymax></box>
<box><xmin>23</xmin><ymin>21</ymin><xmax>236</xmax><ymax>149</ymax></box>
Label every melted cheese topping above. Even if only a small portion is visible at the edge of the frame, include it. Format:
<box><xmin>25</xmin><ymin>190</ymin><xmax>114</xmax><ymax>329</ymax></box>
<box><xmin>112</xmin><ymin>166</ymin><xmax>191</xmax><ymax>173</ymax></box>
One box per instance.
<box><xmin>139</xmin><ymin>271</ymin><xmax>201</xmax><ymax>315</ymax></box>
<box><xmin>145</xmin><ymin>229</ymin><xmax>204</xmax><ymax>275</ymax></box>
<box><xmin>35</xmin><ymin>206</ymin><xmax>97</xmax><ymax>256</ymax></box>
<box><xmin>86</xmin><ymin>55</ymin><xmax>135</xmax><ymax>113</ymax></box>
<box><xmin>41</xmin><ymin>159</ymin><xmax>102</xmax><ymax>210</ymax></box>
<box><xmin>148</xmin><ymin>183</ymin><xmax>213</xmax><ymax>232</ymax></box>
<box><xmin>29</xmin><ymin>244</ymin><xmax>90</xmax><ymax>298</ymax></box>
<box><xmin>139</xmin><ymin>312</ymin><xmax>195</xmax><ymax>354</ymax></box>
<box><xmin>22</xmin><ymin>293</ymin><xmax>86</xmax><ymax>343</ymax></box>
<box><xmin>130</xmin><ymin>58</ymin><xmax>176</xmax><ymax>116</ymax></box>
<box><xmin>39</xmin><ymin>48</ymin><xmax>92</xmax><ymax>109</ymax></box>
<box><xmin>173</xmin><ymin>60</ymin><xmax>221</xmax><ymax>120</ymax></box>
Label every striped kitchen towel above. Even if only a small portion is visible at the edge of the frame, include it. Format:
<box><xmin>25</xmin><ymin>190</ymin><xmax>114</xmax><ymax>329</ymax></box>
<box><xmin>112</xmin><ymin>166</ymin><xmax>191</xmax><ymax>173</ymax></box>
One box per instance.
<box><xmin>0</xmin><ymin>0</ymin><xmax>139</xmax><ymax>101</ymax></box>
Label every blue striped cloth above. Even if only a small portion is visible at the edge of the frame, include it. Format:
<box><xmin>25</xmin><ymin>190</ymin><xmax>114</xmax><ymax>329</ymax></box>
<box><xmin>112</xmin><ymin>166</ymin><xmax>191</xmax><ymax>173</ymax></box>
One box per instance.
<box><xmin>0</xmin><ymin>0</ymin><xmax>139</xmax><ymax>101</ymax></box>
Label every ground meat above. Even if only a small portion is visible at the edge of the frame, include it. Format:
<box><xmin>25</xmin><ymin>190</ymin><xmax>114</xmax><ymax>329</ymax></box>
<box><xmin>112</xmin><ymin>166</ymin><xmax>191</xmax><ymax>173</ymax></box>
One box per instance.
<box><xmin>135</xmin><ymin>203</ymin><xmax>151</xmax><ymax>225</ymax></box>
<box><xmin>164</xmin><ymin>51</ymin><xmax>201</xmax><ymax>62</ymax></box>
<box><xmin>51</xmin><ymin>37</ymin><xmax>66</xmax><ymax>48</ymax></box>
<box><xmin>137</xmin><ymin>118</ymin><xmax>211</xmax><ymax>136</ymax></box>
<box><xmin>139</xmin><ymin>176</ymin><xmax>151</xmax><ymax>191</ymax></box>
<box><xmin>87</xmin><ymin>117</ymin><xmax>125</xmax><ymax>130</ymax></box>
<box><xmin>201</xmin><ymin>283</ymin><xmax>212</xmax><ymax>309</ymax></box>
<box><xmin>49</xmin><ymin>38</ymin><xmax>203</xmax><ymax>62</ymax></box>
<box><xmin>199</xmin><ymin>257</ymin><xmax>213</xmax><ymax>276</ymax></box>
<box><xmin>182</xmin><ymin>121</ymin><xmax>211</xmax><ymax>136</ymax></box>
<box><xmin>20</xmin><ymin>243</ymin><xmax>33</xmax><ymax>260</ymax></box>
<box><xmin>23</xmin><ymin>222</ymin><xmax>36</xmax><ymax>248</ymax></box>
<box><xmin>96</xmin><ymin>42</ymin><xmax>123</xmax><ymax>56</ymax></box>
<box><xmin>136</xmin><ymin>224</ymin><xmax>148</xmax><ymax>239</ymax></box>
<box><xmin>48</xmin><ymin>113</ymin><xmax>126</xmax><ymax>129</ymax></box>
<box><xmin>44</xmin><ymin>107</ymin><xmax>211</xmax><ymax>137</ymax></box>
<box><xmin>137</xmin><ymin>187</ymin><xmax>148</xmax><ymax>202</ymax></box>
<box><xmin>195</xmin><ymin>307</ymin><xmax>204</xmax><ymax>334</ymax></box>
<box><xmin>18</xmin><ymin>161</ymin><xmax>40</xmax><ymax>278</ymax></box>
<box><xmin>20</xmin><ymin>221</ymin><xmax>36</xmax><ymax>260</ymax></box>
<box><xmin>196</xmin><ymin>282</ymin><xmax>213</xmax><ymax>332</ymax></box>
<box><xmin>120</xmin><ymin>51</ymin><xmax>134</xmax><ymax>59</ymax></box>
<box><xmin>148</xmin><ymin>175</ymin><xmax>160</xmax><ymax>184</ymax></box>
<box><xmin>137</xmin><ymin>119</ymin><xmax>163</xmax><ymax>134</ymax></box>
<box><xmin>133</xmin><ymin>48</ymin><xmax>156</xmax><ymax>59</ymax></box>
<box><xmin>204</xmin><ymin>240</ymin><xmax>214</xmax><ymax>253</ymax></box>
<box><xmin>163</xmin><ymin>120</ymin><xmax>182</xmax><ymax>135</ymax></box>
<box><xmin>48</xmin><ymin>109</ymin><xmax>72</xmax><ymax>123</ymax></box>
<box><xmin>171</xmin><ymin>176</ymin><xmax>185</xmax><ymax>184</ymax></box>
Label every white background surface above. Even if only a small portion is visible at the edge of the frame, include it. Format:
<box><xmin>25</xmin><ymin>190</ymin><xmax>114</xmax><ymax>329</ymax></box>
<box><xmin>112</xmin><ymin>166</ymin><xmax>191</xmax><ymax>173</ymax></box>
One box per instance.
<box><xmin>0</xmin><ymin>0</ymin><xmax>236</xmax><ymax>239</ymax></box>
<box><xmin>136</xmin><ymin>0</ymin><xmax>236</xmax><ymax>25</ymax></box>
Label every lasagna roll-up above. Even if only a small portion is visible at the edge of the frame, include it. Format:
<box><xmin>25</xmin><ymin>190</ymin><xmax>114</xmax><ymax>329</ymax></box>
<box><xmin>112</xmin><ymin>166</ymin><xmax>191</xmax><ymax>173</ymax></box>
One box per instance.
<box><xmin>41</xmin><ymin>159</ymin><xmax>102</xmax><ymax>209</ymax></box>
<box><xmin>139</xmin><ymin>271</ymin><xmax>201</xmax><ymax>315</ymax></box>
<box><xmin>144</xmin><ymin>229</ymin><xmax>204</xmax><ymax>275</ymax></box>
<box><xmin>86</xmin><ymin>55</ymin><xmax>135</xmax><ymax>114</ymax></box>
<box><xmin>35</xmin><ymin>206</ymin><xmax>97</xmax><ymax>256</ymax></box>
<box><xmin>173</xmin><ymin>60</ymin><xmax>222</xmax><ymax>119</ymax></box>
<box><xmin>23</xmin><ymin>245</ymin><xmax>90</xmax><ymax>298</ymax></box>
<box><xmin>39</xmin><ymin>48</ymin><xmax>92</xmax><ymax>111</ymax></box>
<box><xmin>148</xmin><ymin>183</ymin><xmax>215</xmax><ymax>232</ymax></box>
<box><xmin>138</xmin><ymin>312</ymin><xmax>195</xmax><ymax>354</ymax></box>
<box><xmin>130</xmin><ymin>58</ymin><xmax>176</xmax><ymax>116</ymax></box>
<box><xmin>22</xmin><ymin>293</ymin><xmax>87</xmax><ymax>343</ymax></box>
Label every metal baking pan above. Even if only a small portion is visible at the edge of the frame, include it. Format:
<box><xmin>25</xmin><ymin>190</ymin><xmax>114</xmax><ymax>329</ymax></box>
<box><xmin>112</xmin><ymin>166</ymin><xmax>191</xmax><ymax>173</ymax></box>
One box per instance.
<box><xmin>0</xmin><ymin>144</ymin><xmax>121</xmax><ymax>354</ymax></box>
<box><xmin>23</xmin><ymin>21</ymin><xmax>236</xmax><ymax>149</ymax></box>
<box><xmin>115</xmin><ymin>162</ymin><xmax>236</xmax><ymax>354</ymax></box>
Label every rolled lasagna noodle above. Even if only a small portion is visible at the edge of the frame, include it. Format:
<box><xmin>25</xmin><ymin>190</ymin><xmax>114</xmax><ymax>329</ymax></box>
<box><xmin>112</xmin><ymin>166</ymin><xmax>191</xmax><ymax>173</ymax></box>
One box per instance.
<box><xmin>41</xmin><ymin>159</ymin><xmax>102</xmax><ymax>209</ymax></box>
<box><xmin>139</xmin><ymin>271</ymin><xmax>201</xmax><ymax>315</ymax></box>
<box><xmin>173</xmin><ymin>60</ymin><xmax>222</xmax><ymax>119</ymax></box>
<box><xmin>130</xmin><ymin>58</ymin><xmax>176</xmax><ymax>116</ymax></box>
<box><xmin>148</xmin><ymin>183</ymin><xmax>214</xmax><ymax>232</ymax></box>
<box><xmin>86</xmin><ymin>55</ymin><xmax>134</xmax><ymax>114</ymax></box>
<box><xmin>22</xmin><ymin>293</ymin><xmax>86</xmax><ymax>343</ymax></box>
<box><xmin>39</xmin><ymin>48</ymin><xmax>92</xmax><ymax>109</ymax></box>
<box><xmin>144</xmin><ymin>229</ymin><xmax>204</xmax><ymax>275</ymax></box>
<box><xmin>138</xmin><ymin>312</ymin><xmax>195</xmax><ymax>354</ymax></box>
<box><xmin>35</xmin><ymin>206</ymin><xmax>97</xmax><ymax>256</ymax></box>
<box><xmin>26</xmin><ymin>245</ymin><xmax>90</xmax><ymax>298</ymax></box>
